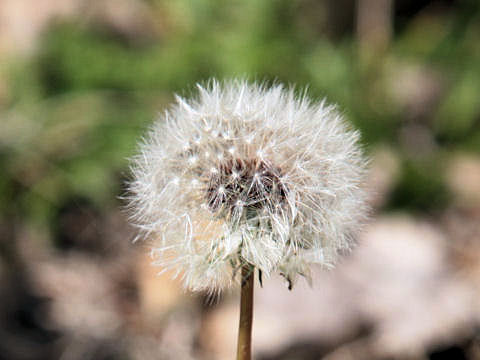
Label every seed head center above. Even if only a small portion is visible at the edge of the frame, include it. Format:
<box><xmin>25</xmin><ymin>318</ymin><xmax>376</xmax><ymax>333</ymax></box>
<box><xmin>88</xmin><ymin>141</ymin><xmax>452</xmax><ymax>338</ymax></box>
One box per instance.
<box><xmin>206</xmin><ymin>157</ymin><xmax>287</xmax><ymax>215</ymax></box>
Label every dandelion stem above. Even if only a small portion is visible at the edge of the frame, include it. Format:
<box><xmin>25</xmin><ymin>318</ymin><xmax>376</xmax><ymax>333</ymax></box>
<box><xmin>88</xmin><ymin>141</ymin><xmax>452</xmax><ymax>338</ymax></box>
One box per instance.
<box><xmin>236</xmin><ymin>265</ymin><xmax>254</xmax><ymax>360</ymax></box>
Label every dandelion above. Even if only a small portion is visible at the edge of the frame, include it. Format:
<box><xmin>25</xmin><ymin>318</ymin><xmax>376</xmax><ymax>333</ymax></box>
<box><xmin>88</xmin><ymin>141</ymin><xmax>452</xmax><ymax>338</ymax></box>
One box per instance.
<box><xmin>127</xmin><ymin>79</ymin><xmax>368</xmax><ymax>360</ymax></box>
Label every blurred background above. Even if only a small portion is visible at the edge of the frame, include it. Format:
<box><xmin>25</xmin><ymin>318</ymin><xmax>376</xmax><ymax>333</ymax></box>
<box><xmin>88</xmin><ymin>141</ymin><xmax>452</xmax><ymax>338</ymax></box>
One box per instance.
<box><xmin>1</xmin><ymin>0</ymin><xmax>479</xmax><ymax>359</ymax></box>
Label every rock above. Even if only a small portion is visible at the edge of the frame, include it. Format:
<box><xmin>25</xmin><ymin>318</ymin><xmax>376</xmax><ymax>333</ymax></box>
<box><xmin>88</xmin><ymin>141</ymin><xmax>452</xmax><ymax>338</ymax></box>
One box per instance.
<box><xmin>366</xmin><ymin>146</ymin><xmax>401</xmax><ymax>209</ymax></box>
<box><xmin>446</xmin><ymin>153</ymin><xmax>480</xmax><ymax>206</ymax></box>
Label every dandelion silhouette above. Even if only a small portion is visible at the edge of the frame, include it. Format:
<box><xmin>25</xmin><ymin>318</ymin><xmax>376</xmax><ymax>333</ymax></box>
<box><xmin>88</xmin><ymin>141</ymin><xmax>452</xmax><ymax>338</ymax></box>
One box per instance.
<box><xmin>127</xmin><ymin>79</ymin><xmax>368</xmax><ymax>359</ymax></box>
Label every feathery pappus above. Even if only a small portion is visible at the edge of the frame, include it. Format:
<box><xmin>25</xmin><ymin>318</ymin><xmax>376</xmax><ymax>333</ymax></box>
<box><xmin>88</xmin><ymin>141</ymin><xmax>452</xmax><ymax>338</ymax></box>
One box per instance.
<box><xmin>127</xmin><ymin>79</ymin><xmax>368</xmax><ymax>293</ymax></box>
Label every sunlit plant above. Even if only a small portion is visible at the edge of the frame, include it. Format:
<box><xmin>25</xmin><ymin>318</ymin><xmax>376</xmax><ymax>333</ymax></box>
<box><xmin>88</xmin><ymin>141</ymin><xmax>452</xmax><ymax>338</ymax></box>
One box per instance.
<box><xmin>127</xmin><ymin>79</ymin><xmax>368</xmax><ymax>360</ymax></box>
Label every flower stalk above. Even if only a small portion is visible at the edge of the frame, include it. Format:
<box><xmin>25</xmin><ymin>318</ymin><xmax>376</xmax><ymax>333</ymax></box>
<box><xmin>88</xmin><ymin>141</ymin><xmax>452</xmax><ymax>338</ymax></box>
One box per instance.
<box><xmin>237</xmin><ymin>265</ymin><xmax>254</xmax><ymax>360</ymax></box>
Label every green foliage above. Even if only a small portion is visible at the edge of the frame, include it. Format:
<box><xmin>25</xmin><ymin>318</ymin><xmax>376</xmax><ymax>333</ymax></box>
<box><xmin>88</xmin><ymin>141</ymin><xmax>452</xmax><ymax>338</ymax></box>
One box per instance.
<box><xmin>1</xmin><ymin>0</ymin><xmax>480</xmax><ymax>230</ymax></box>
<box><xmin>387</xmin><ymin>159</ymin><xmax>450</xmax><ymax>213</ymax></box>
<box><xmin>38</xmin><ymin>23</ymin><xmax>215</xmax><ymax>93</ymax></box>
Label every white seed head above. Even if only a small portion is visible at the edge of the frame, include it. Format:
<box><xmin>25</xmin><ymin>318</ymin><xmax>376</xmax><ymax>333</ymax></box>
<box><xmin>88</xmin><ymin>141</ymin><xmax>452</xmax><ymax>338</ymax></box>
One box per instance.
<box><xmin>127</xmin><ymin>79</ymin><xmax>369</xmax><ymax>293</ymax></box>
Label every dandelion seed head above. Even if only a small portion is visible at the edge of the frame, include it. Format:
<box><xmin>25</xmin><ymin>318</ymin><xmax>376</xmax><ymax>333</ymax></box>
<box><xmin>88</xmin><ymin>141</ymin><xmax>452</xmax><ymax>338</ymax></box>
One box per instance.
<box><xmin>127</xmin><ymin>79</ymin><xmax>369</xmax><ymax>293</ymax></box>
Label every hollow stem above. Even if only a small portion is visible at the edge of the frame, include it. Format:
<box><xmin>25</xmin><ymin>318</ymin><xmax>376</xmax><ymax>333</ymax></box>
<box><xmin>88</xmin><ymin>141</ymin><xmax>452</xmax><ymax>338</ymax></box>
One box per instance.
<box><xmin>236</xmin><ymin>265</ymin><xmax>254</xmax><ymax>360</ymax></box>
